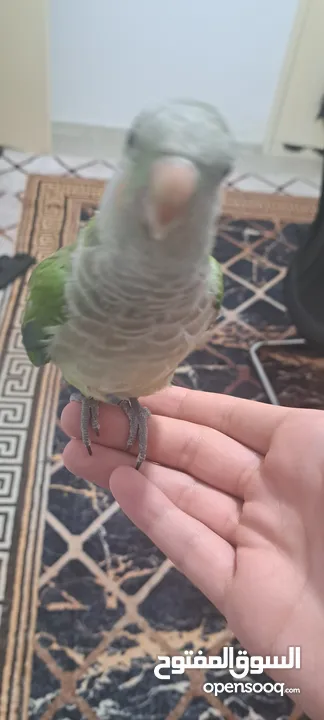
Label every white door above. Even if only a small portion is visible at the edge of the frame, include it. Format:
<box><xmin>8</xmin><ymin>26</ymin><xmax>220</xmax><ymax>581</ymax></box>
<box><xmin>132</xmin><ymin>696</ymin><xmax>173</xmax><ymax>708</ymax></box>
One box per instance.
<box><xmin>265</xmin><ymin>0</ymin><xmax>324</xmax><ymax>155</ymax></box>
<box><xmin>0</xmin><ymin>0</ymin><xmax>51</xmax><ymax>154</ymax></box>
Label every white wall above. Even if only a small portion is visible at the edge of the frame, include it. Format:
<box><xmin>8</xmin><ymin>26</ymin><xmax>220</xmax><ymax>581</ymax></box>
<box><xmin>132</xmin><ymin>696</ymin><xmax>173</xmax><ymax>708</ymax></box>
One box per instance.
<box><xmin>49</xmin><ymin>0</ymin><xmax>298</xmax><ymax>145</ymax></box>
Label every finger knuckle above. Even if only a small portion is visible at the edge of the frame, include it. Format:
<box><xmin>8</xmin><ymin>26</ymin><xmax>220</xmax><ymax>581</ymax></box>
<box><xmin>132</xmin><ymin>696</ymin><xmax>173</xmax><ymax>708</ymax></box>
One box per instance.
<box><xmin>179</xmin><ymin>432</ymin><xmax>201</xmax><ymax>473</ymax></box>
<box><xmin>174</xmin><ymin>388</ymin><xmax>191</xmax><ymax>420</ymax></box>
<box><xmin>174</xmin><ymin>477</ymin><xmax>197</xmax><ymax>514</ymax></box>
<box><xmin>221</xmin><ymin>507</ymin><xmax>239</xmax><ymax>543</ymax></box>
<box><xmin>173</xmin><ymin>528</ymin><xmax>202</xmax><ymax>576</ymax></box>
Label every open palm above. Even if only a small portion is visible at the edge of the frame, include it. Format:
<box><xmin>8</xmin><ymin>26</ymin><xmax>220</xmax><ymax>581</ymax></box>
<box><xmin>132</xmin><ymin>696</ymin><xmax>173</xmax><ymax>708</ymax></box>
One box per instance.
<box><xmin>62</xmin><ymin>386</ymin><xmax>324</xmax><ymax>719</ymax></box>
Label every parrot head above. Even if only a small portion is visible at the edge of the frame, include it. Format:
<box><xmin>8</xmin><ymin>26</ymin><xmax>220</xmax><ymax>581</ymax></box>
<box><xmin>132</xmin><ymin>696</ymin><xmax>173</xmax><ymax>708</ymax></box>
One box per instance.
<box><xmin>121</xmin><ymin>99</ymin><xmax>236</xmax><ymax>241</ymax></box>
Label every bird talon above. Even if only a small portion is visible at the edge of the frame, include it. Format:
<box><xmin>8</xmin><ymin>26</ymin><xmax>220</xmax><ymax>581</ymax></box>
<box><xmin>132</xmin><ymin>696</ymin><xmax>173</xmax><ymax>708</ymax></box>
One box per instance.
<box><xmin>77</xmin><ymin>394</ymin><xmax>100</xmax><ymax>455</ymax></box>
<box><xmin>135</xmin><ymin>456</ymin><xmax>145</xmax><ymax>471</ymax></box>
<box><xmin>119</xmin><ymin>398</ymin><xmax>150</xmax><ymax>468</ymax></box>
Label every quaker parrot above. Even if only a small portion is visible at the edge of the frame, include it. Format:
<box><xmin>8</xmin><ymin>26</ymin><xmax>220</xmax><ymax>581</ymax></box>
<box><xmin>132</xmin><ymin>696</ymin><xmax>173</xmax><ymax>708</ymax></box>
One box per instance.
<box><xmin>21</xmin><ymin>99</ymin><xmax>236</xmax><ymax>469</ymax></box>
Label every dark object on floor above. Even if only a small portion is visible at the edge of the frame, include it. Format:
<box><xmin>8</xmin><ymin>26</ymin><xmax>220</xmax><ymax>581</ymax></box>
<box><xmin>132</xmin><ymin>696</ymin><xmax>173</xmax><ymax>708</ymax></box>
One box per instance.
<box><xmin>284</xmin><ymin>154</ymin><xmax>324</xmax><ymax>349</ymax></box>
<box><xmin>250</xmin><ymin>151</ymin><xmax>324</xmax><ymax>403</ymax></box>
<box><xmin>316</xmin><ymin>93</ymin><xmax>324</xmax><ymax>121</ymax></box>
<box><xmin>0</xmin><ymin>253</ymin><xmax>36</xmax><ymax>289</ymax></box>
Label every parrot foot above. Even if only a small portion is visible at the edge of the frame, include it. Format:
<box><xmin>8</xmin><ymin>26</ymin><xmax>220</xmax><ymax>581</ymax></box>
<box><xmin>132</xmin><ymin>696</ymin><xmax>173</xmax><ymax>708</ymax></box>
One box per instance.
<box><xmin>70</xmin><ymin>393</ymin><xmax>100</xmax><ymax>455</ymax></box>
<box><xmin>118</xmin><ymin>398</ymin><xmax>151</xmax><ymax>470</ymax></box>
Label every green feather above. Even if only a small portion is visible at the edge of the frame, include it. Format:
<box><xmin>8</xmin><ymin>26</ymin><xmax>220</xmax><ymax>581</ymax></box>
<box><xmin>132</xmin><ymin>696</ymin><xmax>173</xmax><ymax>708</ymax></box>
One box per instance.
<box><xmin>208</xmin><ymin>255</ymin><xmax>223</xmax><ymax>313</ymax></box>
<box><xmin>21</xmin><ymin>245</ymin><xmax>72</xmax><ymax>366</ymax></box>
<box><xmin>21</xmin><ymin>217</ymin><xmax>98</xmax><ymax>367</ymax></box>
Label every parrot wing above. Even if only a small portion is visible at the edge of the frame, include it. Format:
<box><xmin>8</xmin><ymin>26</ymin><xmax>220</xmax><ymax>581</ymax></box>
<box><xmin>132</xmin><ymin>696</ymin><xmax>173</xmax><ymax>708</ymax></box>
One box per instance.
<box><xmin>21</xmin><ymin>243</ymin><xmax>73</xmax><ymax>367</ymax></box>
<box><xmin>21</xmin><ymin>217</ymin><xmax>97</xmax><ymax>367</ymax></box>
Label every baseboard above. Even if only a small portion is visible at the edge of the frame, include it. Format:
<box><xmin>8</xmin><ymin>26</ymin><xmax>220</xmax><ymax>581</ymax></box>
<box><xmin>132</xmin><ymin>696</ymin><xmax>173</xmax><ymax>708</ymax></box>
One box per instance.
<box><xmin>51</xmin><ymin>122</ymin><xmax>323</xmax><ymax>184</ymax></box>
<box><xmin>51</xmin><ymin>122</ymin><xmax>127</xmax><ymax>160</ymax></box>
<box><xmin>51</xmin><ymin>121</ymin><xmax>265</xmax><ymax>161</ymax></box>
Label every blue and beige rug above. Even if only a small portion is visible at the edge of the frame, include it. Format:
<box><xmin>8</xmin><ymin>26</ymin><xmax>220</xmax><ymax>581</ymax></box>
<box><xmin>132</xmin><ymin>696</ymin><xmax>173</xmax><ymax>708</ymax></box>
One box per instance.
<box><xmin>0</xmin><ymin>175</ymin><xmax>319</xmax><ymax>720</ymax></box>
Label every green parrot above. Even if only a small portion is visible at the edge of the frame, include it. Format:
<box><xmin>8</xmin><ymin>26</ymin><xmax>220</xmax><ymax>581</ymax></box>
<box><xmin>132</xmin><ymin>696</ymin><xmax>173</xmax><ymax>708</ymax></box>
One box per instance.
<box><xmin>21</xmin><ymin>99</ymin><xmax>235</xmax><ymax>468</ymax></box>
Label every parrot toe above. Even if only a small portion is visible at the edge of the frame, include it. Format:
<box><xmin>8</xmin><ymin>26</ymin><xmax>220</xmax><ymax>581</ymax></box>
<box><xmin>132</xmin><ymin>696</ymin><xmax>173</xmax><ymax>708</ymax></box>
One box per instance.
<box><xmin>89</xmin><ymin>398</ymin><xmax>100</xmax><ymax>437</ymax></box>
<box><xmin>70</xmin><ymin>393</ymin><xmax>100</xmax><ymax>455</ymax></box>
<box><xmin>69</xmin><ymin>392</ymin><xmax>149</xmax><ymax>467</ymax></box>
<box><xmin>119</xmin><ymin>398</ymin><xmax>151</xmax><ymax>470</ymax></box>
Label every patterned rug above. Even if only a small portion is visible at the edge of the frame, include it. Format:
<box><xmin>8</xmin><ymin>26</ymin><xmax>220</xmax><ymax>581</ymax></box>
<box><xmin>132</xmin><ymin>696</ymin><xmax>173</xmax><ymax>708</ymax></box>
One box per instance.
<box><xmin>0</xmin><ymin>175</ymin><xmax>319</xmax><ymax>720</ymax></box>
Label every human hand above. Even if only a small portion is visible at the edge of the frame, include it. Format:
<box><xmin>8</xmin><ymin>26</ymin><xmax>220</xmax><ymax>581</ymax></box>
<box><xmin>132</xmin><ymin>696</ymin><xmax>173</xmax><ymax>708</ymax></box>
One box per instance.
<box><xmin>61</xmin><ymin>386</ymin><xmax>324</xmax><ymax>719</ymax></box>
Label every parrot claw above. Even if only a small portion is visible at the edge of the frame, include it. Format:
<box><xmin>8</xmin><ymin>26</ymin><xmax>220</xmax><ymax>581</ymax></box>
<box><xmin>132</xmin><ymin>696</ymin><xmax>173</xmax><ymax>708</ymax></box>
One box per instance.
<box><xmin>69</xmin><ymin>392</ymin><xmax>100</xmax><ymax>455</ymax></box>
<box><xmin>69</xmin><ymin>392</ymin><xmax>149</xmax><ymax>467</ymax></box>
<box><xmin>118</xmin><ymin>398</ymin><xmax>151</xmax><ymax>470</ymax></box>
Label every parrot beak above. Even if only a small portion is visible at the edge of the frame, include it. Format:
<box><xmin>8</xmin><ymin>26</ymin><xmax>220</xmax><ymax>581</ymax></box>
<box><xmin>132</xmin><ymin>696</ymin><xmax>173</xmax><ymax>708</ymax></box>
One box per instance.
<box><xmin>146</xmin><ymin>157</ymin><xmax>199</xmax><ymax>240</ymax></box>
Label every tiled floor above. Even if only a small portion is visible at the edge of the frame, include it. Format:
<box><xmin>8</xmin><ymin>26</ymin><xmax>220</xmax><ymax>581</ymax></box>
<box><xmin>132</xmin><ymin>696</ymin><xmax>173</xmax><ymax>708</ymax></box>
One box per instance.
<box><xmin>0</xmin><ymin>147</ymin><xmax>321</xmax><ymax>262</ymax></box>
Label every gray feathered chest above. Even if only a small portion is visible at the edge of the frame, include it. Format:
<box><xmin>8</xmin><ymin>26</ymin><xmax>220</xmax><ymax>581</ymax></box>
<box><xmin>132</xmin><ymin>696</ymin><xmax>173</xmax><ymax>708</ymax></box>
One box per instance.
<box><xmin>49</xmin><ymin>236</ymin><xmax>215</xmax><ymax>399</ymax></box>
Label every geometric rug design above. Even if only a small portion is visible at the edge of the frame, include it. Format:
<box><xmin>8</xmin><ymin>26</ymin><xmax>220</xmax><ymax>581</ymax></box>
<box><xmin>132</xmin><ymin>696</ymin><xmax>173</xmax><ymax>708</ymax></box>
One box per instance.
<box><xmin>0</xmin><ymin>175</ymin><xmax>318</xmax><ymax>720</ymax></box>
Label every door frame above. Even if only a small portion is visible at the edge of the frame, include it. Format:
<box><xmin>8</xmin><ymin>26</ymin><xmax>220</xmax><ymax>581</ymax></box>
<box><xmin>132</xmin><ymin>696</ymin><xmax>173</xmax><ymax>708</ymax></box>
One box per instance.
<box><xmin>0</xmin><ymin>0</ymin><xmax>51</xmax><ymax>154</ymax></box>
<box><xmin>264</xmin><ymin>0</ymin><xmax>323</xmax><ymax>157</ymax></box>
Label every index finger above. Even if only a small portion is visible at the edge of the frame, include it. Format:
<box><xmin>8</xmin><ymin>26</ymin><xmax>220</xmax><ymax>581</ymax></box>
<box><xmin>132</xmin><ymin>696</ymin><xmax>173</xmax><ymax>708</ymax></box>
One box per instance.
<box><xmin>139</xmin><ymin>386</ymin><xmax>293</xmax><ymax>455</ymax></box>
